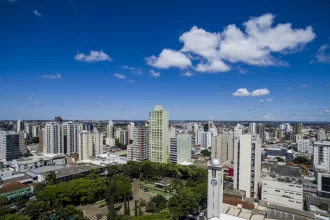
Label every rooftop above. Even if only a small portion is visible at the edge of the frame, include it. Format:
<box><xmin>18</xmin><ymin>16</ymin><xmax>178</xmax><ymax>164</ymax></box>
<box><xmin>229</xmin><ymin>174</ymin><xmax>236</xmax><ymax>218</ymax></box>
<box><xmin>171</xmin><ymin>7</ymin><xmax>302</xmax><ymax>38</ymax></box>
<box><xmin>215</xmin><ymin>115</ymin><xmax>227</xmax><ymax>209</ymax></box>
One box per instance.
<box><xmin>31</xmin><ymin>164</ymin><xmax>103</xmax><ymax>178</ymax></box>
<box><xmin>224</xmin><ymin>188</ymin><xmax>246</xmax><ymax>198</ymax></box>
<box><xmin>262</xmin><ymin>163</ymin><xmax>302</xmax><ymax>184</ymax></box>
<box><xmin>306</xmin><ymin>196</ymin><xmax>330</xmax><ymax>217</ymax></box>
<box><xmin>0</xmin><ymin>182</ymin><xmax>30</xmax><ymax>194</ymax></box>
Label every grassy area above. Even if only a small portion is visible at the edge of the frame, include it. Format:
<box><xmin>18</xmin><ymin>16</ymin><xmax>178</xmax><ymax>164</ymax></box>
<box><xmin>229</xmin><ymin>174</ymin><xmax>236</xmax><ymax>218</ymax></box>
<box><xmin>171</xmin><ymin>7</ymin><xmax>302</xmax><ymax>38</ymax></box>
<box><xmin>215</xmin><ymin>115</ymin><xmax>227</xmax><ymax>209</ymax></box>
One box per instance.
<box><xmin>139</xmin><ymin>185</ymin><xmax>173</xmax><ymax>199</ymax></box>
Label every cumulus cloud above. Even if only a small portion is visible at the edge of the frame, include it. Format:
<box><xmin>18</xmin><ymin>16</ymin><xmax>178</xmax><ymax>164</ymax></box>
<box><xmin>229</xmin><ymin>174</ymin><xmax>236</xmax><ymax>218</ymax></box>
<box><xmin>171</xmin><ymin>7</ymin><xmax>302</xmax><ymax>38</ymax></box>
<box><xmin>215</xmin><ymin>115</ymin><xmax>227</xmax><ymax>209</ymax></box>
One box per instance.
<box><xmin>42</xmin><ymin>74</ymin><xmax>61</xmax><ymax>79</ymax></box>
<box><xmin>233</xmin><ymin>88</ymin><xmax>250</xmax><ymax>97</ymax></box>
<box><xmin>33</xmin><ymin>10</ymin><xmax>42</xmax><ymax>17</ymax></box>
<box><xmin>75</xmin><ymin>50</ymin><xmax>112</xmax><ymax>62</ymax></box>
<box><xmin>195</xmin><ymin>59</ymin><xmax>230</xmax><ymax>73</ymax></box>
<box><xmin>251</xmin><ymin>88</ymin><xmax>270</xmax><ymax>97</ymax></box>
<box><xmin>181</xmin><ymin>71</ymin><xmax>193</xmax><ymax>77</ymax></box>
<box><xmin>300</xmin><ymin>84</ymin><xmax>307</xmax><ymax>88</ymax></box>
<box><xmin>147</xmin><ymin>13</ymin><xmax>315</xmax><ymax>73</ymax></box>
<box><xmin>146</xmin><ymin>49</ymin><xmax>192</xmax><ymax>69</ymax></box>
<box><xmin>233</xmin><ymin>88</ymin><xmax>270</xmax><ymax>97</ymax></box>
<box><xmin>27</xmin><ymin>96</ymin><xmax>33</xmax><ymax>100</ymax></box>
<box><xmin>129</xmin><ymin>80</ymin><xmax>135</xmax><ymax>83</ymax></box>
<box><xmin>316</xmin><ymin>44</ymin><xmax>330</xmax><ymax>63</ymax></box>
<box><xmin>99</xmin><ymin>96</ymin><xmax>107</xmax><ymax>100</ymax></box>
<box><xmin>150</xmin><ymin>70</ymin><xmax>160</xmax><ymax>77</ymax></box>
<box><xmin>113</xmin><ymin>73</ymin><xmax>125</xmax><ymax>79</ymax></box>
<box><xmin>180</xmin><ymin>26</ymin><xmax>221</xmax><ymax>59</ymax></box>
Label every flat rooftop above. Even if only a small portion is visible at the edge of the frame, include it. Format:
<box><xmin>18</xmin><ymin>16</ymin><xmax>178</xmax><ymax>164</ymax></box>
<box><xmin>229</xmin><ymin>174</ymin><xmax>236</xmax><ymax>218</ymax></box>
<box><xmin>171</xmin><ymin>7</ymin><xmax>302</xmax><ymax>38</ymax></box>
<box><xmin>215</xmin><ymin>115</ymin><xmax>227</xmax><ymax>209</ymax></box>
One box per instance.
<box><xmin>30</xmin><ymin>164</ymin><xmax>103</xmax><ymax>178</ymax></box>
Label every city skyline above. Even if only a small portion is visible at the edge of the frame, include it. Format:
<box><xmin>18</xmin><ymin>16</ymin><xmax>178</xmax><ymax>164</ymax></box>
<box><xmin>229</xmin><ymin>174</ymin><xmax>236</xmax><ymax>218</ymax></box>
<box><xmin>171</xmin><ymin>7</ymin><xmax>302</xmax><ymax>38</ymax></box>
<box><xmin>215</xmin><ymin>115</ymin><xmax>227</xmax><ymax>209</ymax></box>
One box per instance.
<box><xmin>1</xmin><ymin>0</ymin><xmax>330</xmax><ymax>121</ymax></box>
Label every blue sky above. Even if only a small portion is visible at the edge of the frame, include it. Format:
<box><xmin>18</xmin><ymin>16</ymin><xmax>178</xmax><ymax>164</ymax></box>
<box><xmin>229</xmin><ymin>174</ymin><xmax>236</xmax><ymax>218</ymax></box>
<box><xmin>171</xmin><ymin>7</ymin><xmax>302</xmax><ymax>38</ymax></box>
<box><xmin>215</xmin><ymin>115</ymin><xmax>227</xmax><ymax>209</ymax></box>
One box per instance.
<box><xmin>1</xmin><ymin>0</ymin><xmax>330</xmax><ymax>121</ymax></box>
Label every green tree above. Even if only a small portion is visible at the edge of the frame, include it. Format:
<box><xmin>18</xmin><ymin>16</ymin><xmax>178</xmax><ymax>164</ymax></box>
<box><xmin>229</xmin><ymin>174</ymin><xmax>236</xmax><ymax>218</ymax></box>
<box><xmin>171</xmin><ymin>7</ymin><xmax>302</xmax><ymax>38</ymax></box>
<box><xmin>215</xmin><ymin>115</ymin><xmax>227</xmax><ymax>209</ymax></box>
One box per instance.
<box><xmin>44</xmin><ymin>171</ymin><xmax>57</xmax><ymax>186</ymax></box>
<box><xmin>24</xmin><ymin>200</ymin><xmax>50</xmax><ymax>220</ymax></box>
<box><xmin>145</xmin><ymin>201</ymin><xmax>156</xmax><ymax>213</ymax></box>
<box><xmin>293</xmin><ymin>156</ymin><xmax>309</xmax><ymax>164</ymax></box>
<box><xmin>169</xmin><ymin>189</ymin><xmax>199</xmax><ymax>219</ymax></box>
<box><xmin>200</xmin><ymin>149</ymin><xmax>211</xmax><ymax>157</ymax></box>
<box><xmin>275</xmin><ymin>157</ymin><xmax>285</xmax><ymax>162</ymax></box>
<box><xmin>149</xmin><ymin>195</ymin><xmax>168</xmax><ymax>213</ymax></box>
<box><xmin>134</xmin><ymin>200</ymin><xmax>138</xmax><ymax>216</ymax></box>
<box><xmin>3</xmin><ymin>214</ymin><xmax>30</xmax><ymax>220</ymax></box>
<box><xmin>0</xmin><ymin>196</ymin><xmax>11</xmax><ymax>217</ymax></box>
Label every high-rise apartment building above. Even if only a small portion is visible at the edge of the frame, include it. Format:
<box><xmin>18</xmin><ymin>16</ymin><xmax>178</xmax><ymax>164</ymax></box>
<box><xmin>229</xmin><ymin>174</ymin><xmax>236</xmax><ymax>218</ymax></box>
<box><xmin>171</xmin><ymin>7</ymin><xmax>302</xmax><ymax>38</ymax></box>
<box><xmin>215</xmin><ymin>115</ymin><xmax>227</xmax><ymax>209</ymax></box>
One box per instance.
<box><xmin>24</xmin><ymin>123</ymin><xmax>32</xmax><ymax>137</ymax></box>
<box><xmin>119</xmin><ymin>130</ymin><xmax>128</xmax><ymax>145</ymax></box>
<box><xmin>63</xmin><ymin>122</ymin><xmax>80</xmax><ymax>154</ymax></box>
<box><xmin>127</xmin><ymin>122</ymin><xmax>134</xmax><ymax>142</ymax></box>
<box><xmin>149</xmin><ymin>105</ymin><xmax>169</xmax><ymax>163</ymax></box>
<box><xmin>0</xmin><ymin>131</ymin><xmax>20</xmax><ymax>163</ymax></box>
<box><xmin>249</xmin><ymin>123</ymin><xmax>257</xmax><ymax>134</ymax></box>
<box><xmin>197</xmin><ymin>130</ymin><xmax>212</xmax><ymax>149</ymax></box>
<box><xmin>317</xmin><ymin>129</ymin><xmax>327</xmax><ymax>141</ymax></box>
<box><xmin>32</xmin><ymin>125</ymin><xmax>39</xmax><ymax>137</ymax></box>
<box><xmin>313</xmin><ymin>141</ymin><xmax>330</xmax><ymax>173</ymax></box>
<box><xmin>107</xmin><ymin>120</ymin><xmax>114</xmax><ymax>138</ymax></box>
<box><xmin>16</xmin><ymin>120</ymin><xmax>25</xmax><ymax>133</ymax></box>
<box><xmin>234</xmin><ymin>123</ymin><xmax>244</xmax><ymax>138</ymax></box>
<box><xmin>78</xmin><ymin>131</ymin><xmax>103</xmax><ymax>161</ymax></box>
<box><xmin>297</xmin><ymin>139</ymin><xmax>313</xmax><ymax>154</ymax></box>
<box><xmin>18</xmin><ymin>132</ymin><xmax>25</xmax><ymax>154</ymax></box>
<box><xmin>211</xmin><ymin>131</ymin><xmax>234</xmax><ymax>163</ymax></box>
<box><xmin>295</xmin><ymin>123</ymin><xmax>303</xmax><ymax>135</ymax></box>
<box><xmin>257</xmin><ymin>123</ymin><xmax>265</xmax><ymax>143</ymax></box>
<box><xmin>43</xmin><ymin>122</ymin><xmax>64</xmax><ymax>154</ymax></box>
<box><xmin>129</xmin><ymin>126</ymin><xmax>150</xmax><ymax>162</ymax></box>
<box><xmin>169</xmin><ymin>126</ymin><xmax>176</xmax><ymax>138</ymax></box>
<box><xmin>38</xmin><ymin>129</ymin><xmax>44</xmax><ymax>152</ymax></box>
<box><xmin>234</xmin><ymin>134</ymin><xmax>261</xmax><ymax>198</ymax></box>
<box><xmin>170</xmin><ymin>134</ymin><xmax>192</xmax><ymax>164</ymax></box>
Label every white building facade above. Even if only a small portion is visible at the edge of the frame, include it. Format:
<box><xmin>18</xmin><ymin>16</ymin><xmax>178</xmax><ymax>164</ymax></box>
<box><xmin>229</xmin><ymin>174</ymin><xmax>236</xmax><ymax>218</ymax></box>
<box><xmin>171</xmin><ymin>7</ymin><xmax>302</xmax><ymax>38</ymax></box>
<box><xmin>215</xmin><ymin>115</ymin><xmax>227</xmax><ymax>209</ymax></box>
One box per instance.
<box><xmin>43</xmin><ymin>122</ymin><xmax>64</xmax><ymax>154</ymax></box>
<box><xmin>313</xmin><ymin>141</ymin><xmax>330</xmax><ymax>172</ymax></box>
<box><xmin>297</xmin><ymin>139</ymin><xmax>313</xmax><ymax>154</ymax></box>
<box><xmin>170</xmin><ymin>134</ymin><xmax>191</xmax><ymax>164</ymax></box>
<box><xmin>234</xmin><ymin>134</ymin><xmax>261</xmax><ymax>198</ymax></box>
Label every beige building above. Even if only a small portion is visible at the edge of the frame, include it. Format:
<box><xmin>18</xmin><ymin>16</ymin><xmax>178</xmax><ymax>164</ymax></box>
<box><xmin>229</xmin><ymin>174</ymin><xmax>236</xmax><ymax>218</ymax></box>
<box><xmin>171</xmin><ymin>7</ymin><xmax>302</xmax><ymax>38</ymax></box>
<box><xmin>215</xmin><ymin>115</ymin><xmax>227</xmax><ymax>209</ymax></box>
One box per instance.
<box><xmin>78</xmin><ymin>131</ymin><xmax>103</xmax><ymax>161</ymax></box>
<box><xmin>211</xmin><ymin>131</ymin><xmax>234</xmax><ymax>163</ymax></box>
<box><xmin>149</xmin><ymin>105</ymin><xmax>169</xmax><ymax>163</ymax></box>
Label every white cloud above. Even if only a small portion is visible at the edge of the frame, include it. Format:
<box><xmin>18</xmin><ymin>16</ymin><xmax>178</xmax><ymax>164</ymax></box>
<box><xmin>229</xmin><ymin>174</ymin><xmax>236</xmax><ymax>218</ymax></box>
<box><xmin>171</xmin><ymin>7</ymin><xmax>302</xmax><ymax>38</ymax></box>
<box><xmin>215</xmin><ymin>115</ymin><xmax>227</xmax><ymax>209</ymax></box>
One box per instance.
<box><xmin>145</xmin><ymin>49</ymin><xmax>192</xmax><ymax>69</ymax></box>
<box><xmin>113</xmin><ymin>73</ymin><xmax>125</xmax><ymax>79</ymax></box>
<box><xmin>260</xmin><ymin>98</ymin><xmax>273</xmax><ymax>102</ymax></box>
<box><xmin>148</xmin><ymin>13</ymin><xmax>315</xmax><ymax>72</ymax></box>
<box><xmin>300</xmin><ymin>84</ymin><xmax>307</xmax><ymax>88</ymax></box>
<box><xmin>208</xmin><ymin>116</ymin><xmax>215</xmax><ymax>120</ymax></box>
<box><xmin>180</xmin><ymin>26</ymin><xmax>221</xmax><ymax>59</ymax></box>
<box><xmin>27</xmin><ymin>96</ymin><xmax>33</xmax><ymax>100</ymax></box>
<box><xmin>129</xmin><ymin>80</ymin><xmax>135</xmax><ymax>83</ymax></box>
<box><xmin>316</xmin><ymin>44</ymin><xmax>330</xmax><ymax>63</ymax></box>
<box><xmin>232</xmin><ymin>88</ymin><xmax>250</xmax><ymax>97</ymax></box>
<box><xmin>181</xmin><ymin>71</ymin><xmax>193</xmax><ymax>77</ymax></box>
<box><xmin>251</xmin><ymin>88</ymin><xmax>270</xmax><ymax>97</ymax></box>
<box><xmin>195</xmin><ymin>59</ymin><xmax>230</xmax><ymax>73</ymax></box>
<box><xmin>122</xmin><ymin>66</ymin><xmax>135</xmax><ymax>70</ymax></box>
<box><xmin>288</xmin><ymin>87</ymin><xmax>293</xmax><ymax>90</ymax></box>
<box><xmin>324</xmin><ymin>109</ymin><xmax>330</xmax><ymax>113</ymax></box>
<box><xmin>99</xmin><ymin>96</ymin><xmax>107</xmax><ymax>100</ymax></box>
<box><xmin>150</xmin><ymin>70</ymin><xmax>160</xmax><ymax>77</ymax></box>
<box><xmin>33</xmin><ymin>10</ymin><xmax>42</xmax><ymax>17</ymax></box>
<box><xmin>42</xmin><ymin>74</ymin><xmax>61</xmax><ymax>79</ymax></box>
<box><xmin>75</xmin><ymin>50</ymin><xmax>112</xmax><ymax>62</ymax></box>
